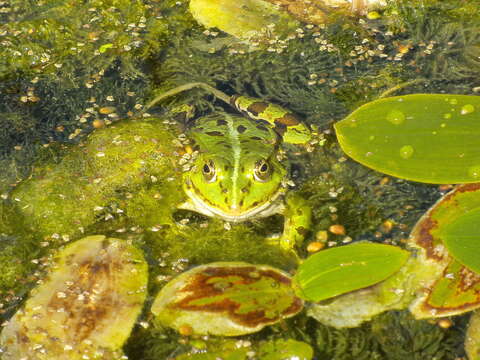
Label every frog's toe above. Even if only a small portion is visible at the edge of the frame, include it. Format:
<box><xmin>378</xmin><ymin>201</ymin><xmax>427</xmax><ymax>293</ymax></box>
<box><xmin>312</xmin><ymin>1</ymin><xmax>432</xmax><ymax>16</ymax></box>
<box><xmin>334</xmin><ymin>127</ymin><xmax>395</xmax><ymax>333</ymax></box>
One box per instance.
<box><xmin>265</xmin><ymin>233</ymin><xmax>282</xmax><ymax>246</ymax></box>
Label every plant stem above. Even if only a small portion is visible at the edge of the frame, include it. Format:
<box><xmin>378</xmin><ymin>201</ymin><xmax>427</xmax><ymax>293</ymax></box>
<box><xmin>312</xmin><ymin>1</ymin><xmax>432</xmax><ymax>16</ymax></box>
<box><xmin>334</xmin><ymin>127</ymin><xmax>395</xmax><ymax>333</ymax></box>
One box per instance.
<box><xmin>378</xmin><ymin>79</ymin><xmax>427</xmax><ymax>99</ymax></box>
<box><xmin>144</xmin><ymin>82</ymin><xmax>231</xmax><ymax>111</ymax></box>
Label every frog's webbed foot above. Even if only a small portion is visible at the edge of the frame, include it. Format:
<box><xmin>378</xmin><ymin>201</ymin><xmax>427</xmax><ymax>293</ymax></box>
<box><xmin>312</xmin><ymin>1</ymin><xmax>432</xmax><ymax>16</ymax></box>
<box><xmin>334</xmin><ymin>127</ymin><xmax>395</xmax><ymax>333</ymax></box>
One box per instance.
<box><xmin>266</xmin><ymin>193</ymin><xmax>311</xmax><ymax>255</ymax></box>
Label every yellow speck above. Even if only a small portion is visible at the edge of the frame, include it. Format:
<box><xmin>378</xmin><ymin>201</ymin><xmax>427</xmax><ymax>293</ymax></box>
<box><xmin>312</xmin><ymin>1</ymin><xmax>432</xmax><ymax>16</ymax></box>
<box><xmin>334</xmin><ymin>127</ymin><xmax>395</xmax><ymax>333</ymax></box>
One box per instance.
<box><xmin>178</xmin><ymin>324</ymin><xmax>193</xmax><ymax>336</ymax></box>
<box><xmin>307</xmin><ymin>241</ymin><xmax>324</xmax><ymax>253</ymax></box>
<box><xmin>329</xmin><ymin>224</ymin><xmax>346</xmax><ymax>235</ymax></box>
<box><xmin>367</xmin><ymin>11</ymin><xmax>381</xmax><ymax>19</ymax></box>
<box><xmin>92</xmin><ymin>119</ymin><xmax>105</xmax><ymax>129</ymax></box>
<box><xmin>99</xmin><ymin>106</ymin><xmax>116</xmax><ymax>114</ymax></box>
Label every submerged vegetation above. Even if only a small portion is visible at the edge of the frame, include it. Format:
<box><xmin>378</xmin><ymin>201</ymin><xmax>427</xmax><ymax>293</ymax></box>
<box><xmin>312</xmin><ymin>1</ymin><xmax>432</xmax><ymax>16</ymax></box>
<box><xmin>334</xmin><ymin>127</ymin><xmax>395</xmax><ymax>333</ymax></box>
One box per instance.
<box><xmin>1</xmin><ymin>0</ymin><xmax>480</xmax><ymax>358</ymax></box>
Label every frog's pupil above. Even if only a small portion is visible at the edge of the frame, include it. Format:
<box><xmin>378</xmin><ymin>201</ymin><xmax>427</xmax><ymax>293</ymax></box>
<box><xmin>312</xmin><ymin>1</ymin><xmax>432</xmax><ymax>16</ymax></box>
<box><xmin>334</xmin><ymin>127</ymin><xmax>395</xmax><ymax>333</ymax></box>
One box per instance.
<box><xmin>203</xmin><ymin>164</ymin><xmax>210</xmax><ymax>173</ymax></box>
<box><xmin>260</xmin><ymin>163</ymin><xmax>268</xmax><ymax>173</ymax></box>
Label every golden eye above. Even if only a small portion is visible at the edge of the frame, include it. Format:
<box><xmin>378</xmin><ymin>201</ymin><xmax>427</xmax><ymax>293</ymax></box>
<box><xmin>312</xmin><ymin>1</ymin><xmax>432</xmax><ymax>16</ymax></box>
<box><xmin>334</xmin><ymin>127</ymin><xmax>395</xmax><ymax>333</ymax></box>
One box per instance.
<box><xmin>254</xmin><ymin>160</ymin><xmax>271</xmax><ymax>182</ymax></box>
<box><xmin>202</xmin><ymin>161</ymin><xmax>216</xmax><ymax>182</ymax></box>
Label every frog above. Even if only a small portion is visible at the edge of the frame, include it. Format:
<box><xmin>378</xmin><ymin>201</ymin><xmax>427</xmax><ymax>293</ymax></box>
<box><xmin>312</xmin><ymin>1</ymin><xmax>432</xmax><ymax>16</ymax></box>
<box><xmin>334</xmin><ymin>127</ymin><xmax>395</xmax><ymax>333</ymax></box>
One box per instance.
<box><xmin>147</xmin><ymin>82</ymin><xmax>314</xmax><ymax>251</ymax></box>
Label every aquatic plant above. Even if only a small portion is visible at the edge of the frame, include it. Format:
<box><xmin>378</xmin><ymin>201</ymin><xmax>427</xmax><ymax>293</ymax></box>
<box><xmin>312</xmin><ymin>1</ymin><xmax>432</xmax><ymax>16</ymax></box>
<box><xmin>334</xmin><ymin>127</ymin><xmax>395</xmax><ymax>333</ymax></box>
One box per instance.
<box><xmin>0</xmin><ymin>235</ymin><xmax>148</xmax><ymax>359</ymax></box>
<box><xmin>335</xmin><ymin>94</ymin><xmax>480</xmax><ymax>184</ymax></box>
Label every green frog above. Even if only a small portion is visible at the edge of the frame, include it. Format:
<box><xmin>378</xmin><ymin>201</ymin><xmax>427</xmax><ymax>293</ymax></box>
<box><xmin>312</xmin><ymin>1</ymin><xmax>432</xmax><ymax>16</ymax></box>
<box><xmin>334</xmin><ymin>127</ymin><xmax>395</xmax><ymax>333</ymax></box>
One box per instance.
<box><xmin>148</xmin><ymin>82</ymin><xmax>313</xmax><ymax>251</ymax></box>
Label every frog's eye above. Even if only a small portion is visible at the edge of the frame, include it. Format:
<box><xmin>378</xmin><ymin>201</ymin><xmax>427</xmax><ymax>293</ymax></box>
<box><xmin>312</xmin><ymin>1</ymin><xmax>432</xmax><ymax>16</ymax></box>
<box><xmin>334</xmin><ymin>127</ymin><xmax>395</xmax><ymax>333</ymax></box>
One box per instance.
<box><xmin>202</xmin><ymin>161</ymin><xmax>216</xmax><ymax>183</ymax></box>
<box><xmin>254</xmin><ymin>160</ymin><xmax>271</xmax><ymax>182</ymax></box>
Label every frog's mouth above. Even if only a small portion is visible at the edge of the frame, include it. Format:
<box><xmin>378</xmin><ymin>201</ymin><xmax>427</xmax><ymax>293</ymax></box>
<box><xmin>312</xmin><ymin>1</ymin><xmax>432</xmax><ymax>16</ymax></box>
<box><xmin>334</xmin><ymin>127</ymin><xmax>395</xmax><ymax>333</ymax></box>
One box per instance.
<box><xmin>181</xmin><ymin>185</ymin><xmax>287</xmax><ymax>222</ymax></box>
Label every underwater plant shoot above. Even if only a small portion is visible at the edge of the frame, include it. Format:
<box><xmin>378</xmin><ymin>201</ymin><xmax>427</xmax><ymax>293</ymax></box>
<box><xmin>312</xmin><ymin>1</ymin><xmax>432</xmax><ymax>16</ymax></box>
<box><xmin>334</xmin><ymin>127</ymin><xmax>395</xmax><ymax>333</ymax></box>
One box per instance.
<box><xmin>1</xmin><ymin>0</ymin><xmax>480</xmax><ymax>359</ymax></box>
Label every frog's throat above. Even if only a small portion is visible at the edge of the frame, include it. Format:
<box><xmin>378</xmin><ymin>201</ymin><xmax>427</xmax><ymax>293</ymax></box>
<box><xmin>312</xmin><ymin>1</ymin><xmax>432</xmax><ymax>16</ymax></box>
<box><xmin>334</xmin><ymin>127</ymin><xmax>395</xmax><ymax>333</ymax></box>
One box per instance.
<box><xmin>180</xmin><ymin>186</ymin><xmax>287</xmax><ymax>222</ymax></box>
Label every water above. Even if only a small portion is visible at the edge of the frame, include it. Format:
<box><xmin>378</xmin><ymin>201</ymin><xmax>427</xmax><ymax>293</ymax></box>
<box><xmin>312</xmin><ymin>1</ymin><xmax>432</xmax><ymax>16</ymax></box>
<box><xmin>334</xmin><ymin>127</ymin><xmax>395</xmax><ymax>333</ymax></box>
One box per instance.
<box><xmin>0</xmin><ymin>0</ymin><xmax>479</xmax><ymax>359</ymax></box>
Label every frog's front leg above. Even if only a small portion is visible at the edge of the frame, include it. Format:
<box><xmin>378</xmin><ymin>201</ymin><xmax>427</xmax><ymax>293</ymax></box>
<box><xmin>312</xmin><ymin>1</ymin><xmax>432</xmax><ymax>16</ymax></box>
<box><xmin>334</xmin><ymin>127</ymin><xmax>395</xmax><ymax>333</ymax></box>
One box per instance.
<box><xmin>278</xmin><ymin>192</ymin><xmax>311</xmax><ymax>251</ymax></box>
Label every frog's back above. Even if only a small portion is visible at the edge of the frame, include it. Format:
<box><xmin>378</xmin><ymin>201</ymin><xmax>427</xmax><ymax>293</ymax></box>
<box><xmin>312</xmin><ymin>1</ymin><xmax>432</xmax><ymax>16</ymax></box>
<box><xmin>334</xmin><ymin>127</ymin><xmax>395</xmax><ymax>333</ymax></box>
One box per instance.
<box><xmin>189</xmin><ymin>113</ymin><xmax>279</xmax><ymax>159</ymax></box>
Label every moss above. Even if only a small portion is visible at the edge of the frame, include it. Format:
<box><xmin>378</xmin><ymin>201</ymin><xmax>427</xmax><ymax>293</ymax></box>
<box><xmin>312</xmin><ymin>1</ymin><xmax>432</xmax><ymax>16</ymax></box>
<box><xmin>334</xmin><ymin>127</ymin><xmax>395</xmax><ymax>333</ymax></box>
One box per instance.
<box><xmin>0</xmin><ymin>0</ymin><xmax>198</xmax><ymax>190</ymax></box>
<box><xmin>10</xmin><ymin>118</ymin><xmax>182</xmax><ymax>239</ymax></box>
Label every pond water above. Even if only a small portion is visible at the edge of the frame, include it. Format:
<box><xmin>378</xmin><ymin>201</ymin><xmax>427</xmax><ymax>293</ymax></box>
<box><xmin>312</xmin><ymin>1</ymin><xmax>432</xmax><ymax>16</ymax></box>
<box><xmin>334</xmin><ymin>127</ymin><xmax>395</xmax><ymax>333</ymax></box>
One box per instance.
<box><xmin>0</xmin><ymin>0</ymin><xmax>479</xmax><ymax>359</ymax></box>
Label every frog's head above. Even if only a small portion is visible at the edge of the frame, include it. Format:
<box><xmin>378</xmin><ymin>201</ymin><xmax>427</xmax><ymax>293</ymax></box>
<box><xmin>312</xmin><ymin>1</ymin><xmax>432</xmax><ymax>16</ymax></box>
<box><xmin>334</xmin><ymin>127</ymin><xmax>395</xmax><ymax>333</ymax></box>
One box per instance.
<box><xmin>182</xmin><ymin>152</ymin><xmax>287</xmax><ymax>221</ymax></box>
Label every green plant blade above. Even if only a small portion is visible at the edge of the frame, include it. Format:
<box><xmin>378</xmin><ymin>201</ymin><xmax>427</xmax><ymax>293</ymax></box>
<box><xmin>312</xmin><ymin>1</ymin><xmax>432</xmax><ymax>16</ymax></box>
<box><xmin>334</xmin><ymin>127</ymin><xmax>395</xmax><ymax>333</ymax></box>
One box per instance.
<box><xmin>293</xmin><ymin>242</ymin><xmax>409</xmax><ymax>302</ymax></box>
<box><xmin>151</xmin><ymin>262</ymin><xmax>303</xmax><ymax>336</ymax></box>
<box><xmin>335</xmin><ymin>94</ymin><xmax>480</xmax><ymax>184</ymax></box>
<box><xmin>0</xmin><ymin>235</ymin><xmax>148</xmax><ymax>360</ymax></box>
<box><xmin>409</xmin><ymin>184</ymin><xmax>480</xmax><ymax>318</ymax></box>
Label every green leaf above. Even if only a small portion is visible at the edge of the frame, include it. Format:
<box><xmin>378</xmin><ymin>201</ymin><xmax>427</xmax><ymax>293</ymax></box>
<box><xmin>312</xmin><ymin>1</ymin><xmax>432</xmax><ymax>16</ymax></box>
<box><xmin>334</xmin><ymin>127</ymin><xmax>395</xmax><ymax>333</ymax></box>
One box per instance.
<box><xmin>443</xmin><ymin>210</ymin><xmax>480</xmax><ymax>274</ymax></box>
<box><xmin>0</xmin><ymin>235</ymin><xmax>148</xmax><ymax>360</ymax></box>
<box><xmin>151</xmin><ymin>262</ymin><xmax>303</xmax><ymax>336</ymax></box>
<box><xmin>98</xmin><ymin>43</ymin><xmax>114</xmax><ymax>53</ymax></box>
<box><xmin>174</xmin><ymin>338</ymin><xmax>312</xmax><ymax>360</ymax></box>
<box><xmin>257</xmin><ymin>339</ymin><xmax>313</xmax><ymax>360</ymax></box>
<box><xmin>293</xmin><ymin>242</ymin><xmax>409</xmax><ymax>302</ymax></box>
<box><xmin>189</xmin><ymin>0</ymin><xmax>299</xmax><ymax>40</ymax></box>
<box><xmin>335</xmin><ymin>94</ymin><xmax>480</xmax><ymax>184</ymax></box>
<box><xmin>409</xmin><ymin>184</ymin><xmax>480</xmax><ymax>318</ymax></box>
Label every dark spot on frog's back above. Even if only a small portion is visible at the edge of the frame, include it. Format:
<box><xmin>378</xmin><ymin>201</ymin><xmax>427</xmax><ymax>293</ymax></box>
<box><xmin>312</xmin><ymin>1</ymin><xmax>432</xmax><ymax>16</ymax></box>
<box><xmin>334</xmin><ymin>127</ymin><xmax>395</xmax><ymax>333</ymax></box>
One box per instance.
<box><xmin>250</xmin><ymin>136</ymin><xmax>263</xmax><ymax>141</ymax></box>
<box><xmin>256</xmin><ymin>124</ymin><xmax>269</xmax><ymax>132</ymax></box>
<box><xmin>206</xmin><ymin>131</ymin><xmax>223</xmax><ymax>136</ymax></box>
<box><xmin>241</xmin><ymin>182</ymin><xmax>251</xmax><ymax>193</ymax></box>
<box><xmin>276</xmin><ymin>113</ymin><xmax>301</xmax><ymax>126</ymax></box>
<box><xmin>237</xmin><ymin>125</ymin><xmax>247</xmax><ymax>133</ymax></box>
<box><xmin>296</xmin><ymin>227</ymin><xmax>308</xmax><ymax>236</ymax></box>
<box><xmin>247</xmin><ymin>102</ymin><xmax>269</xmax><ymax>116</ymax></box>
<box><xmin>217</xmin><ymin>119</ymin><xmax>228</xmax><ymax>126</ymax></box>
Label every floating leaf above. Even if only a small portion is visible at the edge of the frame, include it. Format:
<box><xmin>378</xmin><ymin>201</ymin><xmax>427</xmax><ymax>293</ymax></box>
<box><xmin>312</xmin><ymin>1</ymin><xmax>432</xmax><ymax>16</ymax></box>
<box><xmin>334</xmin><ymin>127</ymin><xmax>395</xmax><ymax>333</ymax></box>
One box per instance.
<box><xmin>335</xmin><ymin>94</ymin><xmax>480</xmax><ymax>184</ymax></box>
<box><xmin>409</xmin><ymin>184</ymin><xmax>480</xmax><ymax>318</ymax></box>
<box><xmin>151</xmin><ymin>262</ymin><xmax>303</xmax><ymax>336</ymax></box>
<box><xmin>411</xmin><ymin>184</ymin><xmax>480</xmax><ymax>271</ymax></box>
<box><xmin>257</xmin><ymin>339</ymin><xmax>313</xmax><ymax>360</ymax></box>
<box><xmin>293</xmin><ymin>242</ymin><xmax>409</xmax><ymax>302</ymax></box>
<box><xmin>189</xmin><ymin>0</ymin><xmax>298</xmax><ymax>40</ymax></box>
<box><xmin>0</xmin><ymin>235</ymin><xmax>148</xmax><ymax>360</ymax></box>
<box><xmin>175</xmin><ymin>338</ymin><xmax>312</xmax><ymax>360</ymax></box>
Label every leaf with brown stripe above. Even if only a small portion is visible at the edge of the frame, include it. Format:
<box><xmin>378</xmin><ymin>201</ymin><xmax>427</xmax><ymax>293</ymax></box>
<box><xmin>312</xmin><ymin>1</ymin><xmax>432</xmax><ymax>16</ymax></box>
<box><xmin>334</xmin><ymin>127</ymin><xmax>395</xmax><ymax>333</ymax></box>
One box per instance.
<box><xmin>0</xmin><ymin>235</ymin><xmax>148</xmax><ymax>360</ymax></box>
<box><xmin>409</xmin><ymin>184</ymin><xmax>480</xmax><ymax>318</ymax></box>
<box><xmin>151</xmin><ymin>262</ymin><xmax>303</xmax><ymax>336</ymax></box>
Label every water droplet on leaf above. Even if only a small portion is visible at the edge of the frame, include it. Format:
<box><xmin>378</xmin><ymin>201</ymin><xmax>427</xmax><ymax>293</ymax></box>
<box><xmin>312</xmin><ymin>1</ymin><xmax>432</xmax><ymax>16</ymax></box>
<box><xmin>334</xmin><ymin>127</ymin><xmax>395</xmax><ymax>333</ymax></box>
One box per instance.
<box><xmin>461</xmin><ymin>104</ymin><xmax>475</xmax><ymax>115</ymax></box>
<box><xmin>399</xmin><ymin>145</ymin><xmax>414</xmax><ymax>159</ymax></box>
<box><xmin>386</xmin><ymin>109</ymin><xmax>405</xmax><ymax>125</ymax></box>
<box><xmin>468</xmin><ymin>165</ymin><xmax>480</xmax><ymax>179</ymax></box>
